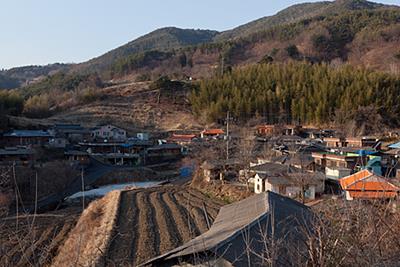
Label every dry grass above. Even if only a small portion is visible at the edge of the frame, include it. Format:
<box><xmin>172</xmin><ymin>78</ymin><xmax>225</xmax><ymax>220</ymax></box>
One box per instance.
<box><xmin>51</xmin><ymin>190</ymin><xmax>121</xmax><ymax>267</ymax></box>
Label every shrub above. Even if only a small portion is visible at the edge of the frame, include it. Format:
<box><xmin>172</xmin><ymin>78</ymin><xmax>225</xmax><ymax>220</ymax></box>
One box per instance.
<box><xmin>23</xmin><ymin>94</ymin><xmax>52</xmax><ymax>118</ymax></box>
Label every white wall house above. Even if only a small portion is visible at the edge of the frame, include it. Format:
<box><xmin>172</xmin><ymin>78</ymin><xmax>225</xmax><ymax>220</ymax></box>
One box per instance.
<box><xmin>254</xmin><ymin>173</ymin><xmax>316</xmax><ymax>200</ymax></box>
<box><xmin>92</xmin><ymin>125</ymin><xmax>127</xmax><ymax>141</ymax></box>
<box><xmin>325</xmin><ymin>166</ymin><xmax>351</xmax><ymax>180</ymax></box>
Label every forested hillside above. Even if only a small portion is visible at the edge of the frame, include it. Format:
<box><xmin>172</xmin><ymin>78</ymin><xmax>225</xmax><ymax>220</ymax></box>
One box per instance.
<box><xmin>215</xmin><ymin>0</ymin><xmax>387</xmax><ymax>41</ymax></box>
<box><xmin>108</xmin><ymin>6</ymin><xmax>400</xmax><ymax>78</ymax></box>
<box><xmin>0</xmin><ymin>63</ymin><xmax>69</xmax><ymax>89</ymax></box>
<box><xmin>78</xmin><ymin>27</ymin><xmax>219</xmax><ymax>73</ymax></box>
<box><xmin>190</xmin><ymin>62</ymin><xmax>400</xmax><ymax>128</ymax></box>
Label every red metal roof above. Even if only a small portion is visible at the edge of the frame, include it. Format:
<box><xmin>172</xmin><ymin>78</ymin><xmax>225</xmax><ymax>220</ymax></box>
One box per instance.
<box><xmin>339</xmin><ymin>170</ymin><xmax>400</xmax><ymax>199</ymax></box>
<box><xmin>169</xmin><ymin>134</ymin><xmax>196</xmax><ymax>141</ymax></box>
<box><xmin>201</xmin><ymin>129</ymin><xmax>224</xmax><ymax>135</ymax></box>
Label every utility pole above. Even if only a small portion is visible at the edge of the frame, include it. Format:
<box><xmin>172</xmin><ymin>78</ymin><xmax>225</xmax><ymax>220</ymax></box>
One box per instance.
<box><xmin>221</xmin><ymin>55</ymin><xmax>224</xmax><ymax>76</ymax></box>
<box><xmin>226</xmin><ymin>111</ymin><xmax>230</xmax><ymax>161</ymax></box>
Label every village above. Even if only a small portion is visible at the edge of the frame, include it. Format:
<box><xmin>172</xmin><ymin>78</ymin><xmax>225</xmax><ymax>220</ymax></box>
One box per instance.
<box><xmin>1</xmin><ymin>121</ymin><xmax>400</xmax><ymax>266</ymax></box>
<box><xmin>1</xmin><ymin>121</ymin><xmax>400</xmax><ymax>208</ymax></box>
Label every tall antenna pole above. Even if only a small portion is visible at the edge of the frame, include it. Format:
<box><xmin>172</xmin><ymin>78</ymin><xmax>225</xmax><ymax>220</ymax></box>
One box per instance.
<box><xmin>221</xmin><ymin>55</ymin><xmax>224</xmax><ymax>76</ymax></box>
<box><xmin>226</xmin><ymin>111</ymin><xmax>230</xmax><ymax>161</ymax></box>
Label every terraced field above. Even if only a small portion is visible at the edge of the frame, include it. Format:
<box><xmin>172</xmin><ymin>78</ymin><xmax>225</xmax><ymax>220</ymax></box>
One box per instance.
<box><xmin>104</xmin><ymin>186</ymin><xmax>222</xmax><ymax>266</ymax></box>
<box><xmin>0</xmin><ymin>207</ymin><xmax>81</xmax><ymax>267</ymax></box>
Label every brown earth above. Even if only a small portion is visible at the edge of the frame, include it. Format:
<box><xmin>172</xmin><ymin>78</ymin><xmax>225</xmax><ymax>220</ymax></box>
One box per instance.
<box><xmin>0</xmin><ymin>206</ymin><xmax>81</xmax><ymax>267</ymax></box>
<box><xmin>49</xmin><ymin>81</ymin><xmax>202</xmax><ymax>132</ymax></box>
<box><xmin>104</xmin><ymin>186</ymin><xmax>222</xmax><ymax>266</ymax></box>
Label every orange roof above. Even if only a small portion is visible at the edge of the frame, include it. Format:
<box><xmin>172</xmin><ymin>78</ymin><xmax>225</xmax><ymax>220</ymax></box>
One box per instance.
<box><xmin>171</xmin><ymin>134</ymin><xmax>196</xmax><ymax>139</ymax></box>
<box><xmin>169</xmin><ymin>134</ymin><xmax>196</xmax><ymax>142</ymax></box>
<box><xmin>257</xmin><ymin>125</ymin><xmax>275</xmax><ymax>129</ymax></box>
<box><xmin>202</xmin><ymin>129</ymin><xmax>224</xmax><ymax>135</ymax></box>
<box><xmin>348</xmin><ymin>191</ymin><xmax>398</xmax><ymax>199</ymax></box>
<box><xmin>339</xmin><ymin>170</ymin><xmax>400</xmax><ymax>198</ymax></box>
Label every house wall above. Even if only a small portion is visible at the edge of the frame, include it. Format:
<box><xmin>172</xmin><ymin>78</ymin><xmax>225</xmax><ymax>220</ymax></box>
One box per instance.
<box><xmin>93</xmin><ymin>125</ymin><xmax>127</xmax><ymax>141</ymax></box>
<box><xmin>254</xmin><ymin>177</ymin><xmax>265</xmax><ymax>194</ymax></box>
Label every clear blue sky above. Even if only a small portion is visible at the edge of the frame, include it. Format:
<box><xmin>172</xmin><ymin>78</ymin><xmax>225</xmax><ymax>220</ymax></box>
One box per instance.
<box><xmin>1</xmin><ymin>0</ymin><xmax>399</xmax><ymax>69</ymax></box>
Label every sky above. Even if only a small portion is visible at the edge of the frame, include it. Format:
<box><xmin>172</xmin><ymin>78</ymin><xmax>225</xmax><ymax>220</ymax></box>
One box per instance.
<box><xmin>1</xmin><ymin>0</ymin><xmax>399</xmax><ymax>69</ymax></box>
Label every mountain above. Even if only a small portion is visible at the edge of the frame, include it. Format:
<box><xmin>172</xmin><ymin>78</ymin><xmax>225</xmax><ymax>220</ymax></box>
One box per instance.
<box><xmin>89</xmin><ymin>0</ymin><xmax>400</xmax><ymax>78</ymax></box>
<box><xmin>5</xmin><ymin>0</ymin><xmax>400</xmax><ymax>90</ymax></box>
<box><xmin>214</xmin><ymin>0</ymin><xmax>386</xmax><ymax>41</ymax></box>
<box><xmin>0</xmin><ymin>63</ymin><xmax>70</xmax><ymax>89</ymax></box>
<box><xmin>76</xmin><ymin>27</ymin><xmax>219</xmax><ymax>72</ymax></box>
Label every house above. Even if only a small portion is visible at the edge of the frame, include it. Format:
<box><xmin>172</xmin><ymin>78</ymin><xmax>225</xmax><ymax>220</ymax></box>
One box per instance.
<box><xmin>283</xmin><ymin>125</ymin><xmax>302</xmax><ymax>136</ymax></box>
<box><xmin>65</xmin><ymin>150</ymin><xmax>90</xmax><ymax>165</ymax></box>
<box><xmin>50</xmin><ymin>124</ymin><xmax>92</xmax><ymax>142</ymax></box>
<box><xmin>200</xmin><ymin>129</ymin><xmax>224</xmax><ymax>138</ymax></box>
<box><xmin>254</xmin><ymin>173</ymin><xmax>320</xmax><ymax>200</ymax></box>
<box><xmin>345</xmin><ymin>137</ymin><xmax>378</xmax><ymax>148</ymax></box>
<box><xmin>250</xmin><ymin>162</ymin><xmax>299</xmax><ymax>176</ymax></box>
<box><xmin>145</xmin><ymin>144</ymin><xmax>183</xmax><ymax>164</ymax></box>
<box><xmin>0</xmin><ymin>147</ymin><xmax>35</xmax><ymax>165</ymax></box>
<box><xmin>324</xmin><ymin>137</ymin><xmax>346</xmax><ymax>148</ymax></box>
<box><xmin>339</xmin><ymin>169</ymin><xmax>400</xmax><ymax>200</ymax></box>
<box><xmin>136</xmin><ymin>133</ymin><xmax>149</xmax><ymax>141</ymax></box>
<box><xmin>48</xmin><ymin>137</ymin><xmax>69</xmax><ymax>148</ymax></box>
<box><xmin>201</xmin><ymin>159</ymin><xmax>243</xmax><ymax>182</ymax></box>
<box><xmin>256</xmin><ymin>125</ymin><xmax>280</xmax><ymax>136</ymax></box>
<box><xmin>143</xmin><ymin>191</ymin><xmax>314</xmax><ymax>267</ymax></box>
<box><xmin>201</xmin><ymin>161</ymin><xmax>221</xmax><ymax>182</ymax></box>
<box><xmin>312</xmin><ymin>152</ymin><xmax>363</xmax><ymax>170</ymax></box>
<box><xmin>167</xmin><ymin>134</ymin><xmax>197</xmax><ymax>145</ymax></box>
<box><xmin>325</xmin><ymin>166</ymin><xmax>352</xmax><ymax>180</ymax></box>
<box><xmin>2</xmin><ymin>130</ymin><xmax>52</xmax><ymax>146</ymax></box>
<box><xmin>92</xmin><ymin>125</ymin><xmax>127</xmax><ymax>141</ymax></box>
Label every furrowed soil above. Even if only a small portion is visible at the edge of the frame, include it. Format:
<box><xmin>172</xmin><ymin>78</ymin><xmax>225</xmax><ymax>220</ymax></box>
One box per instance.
<box><xmin>0</xmin><ymin>207</ymin><xmax>81</xmax><ymax>267</ymax></box>
<box><xmin>103</xmin><ymin>186</ymin><xmax>222</xmax><ymax>266</ymax></box>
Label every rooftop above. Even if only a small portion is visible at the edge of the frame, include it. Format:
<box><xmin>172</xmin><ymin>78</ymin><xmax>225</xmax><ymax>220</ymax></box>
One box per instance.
<box><xmin>4</xmin><ymin>130</ymin><xmax>52</xmax><ymax>138</ymax></box>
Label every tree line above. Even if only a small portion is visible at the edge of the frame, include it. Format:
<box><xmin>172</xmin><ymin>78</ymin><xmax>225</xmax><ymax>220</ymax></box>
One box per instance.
<box><xmin>190</xmin><ymin>62</ymin><xmax>400</xmax><ymax>126</ymax></box>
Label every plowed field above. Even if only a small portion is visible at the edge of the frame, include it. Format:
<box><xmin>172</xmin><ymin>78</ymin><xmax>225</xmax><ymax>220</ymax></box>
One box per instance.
<box><xmin>104</xmin><ymin>186</ymin><xmax>221</xmax><ymax>266</ymax></box>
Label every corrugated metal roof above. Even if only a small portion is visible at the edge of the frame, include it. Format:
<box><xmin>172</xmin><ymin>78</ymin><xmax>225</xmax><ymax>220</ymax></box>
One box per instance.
<box><xmin>201</xmin><ymin>129</ymin><xmax>224</xmax><ymax>135</ymax></box>
<box><xmin>339</xmin><ymin>170</ymin><xmax>400</xmax><ymax>198</ymax></box>
<box><xmin>143</xmin><ymin>191</ymin><xmax>313</xmax><ymax>266</ymax></box>
<box><xmin>388</xmin><ymin>142</ymin><xmax>400</xmax><ymax>149</ymax></box>
<box><xmin>4</xmin><ymin>130</ymin><xmax>52</xmax><ymax>137</ymax></box>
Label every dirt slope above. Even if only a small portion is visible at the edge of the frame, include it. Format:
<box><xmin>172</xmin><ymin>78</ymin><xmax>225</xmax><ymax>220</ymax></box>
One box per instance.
<box><xmin>49</xmin><ymin>81</ymin><xmax>202</xmax><ymax>132</ymax></box>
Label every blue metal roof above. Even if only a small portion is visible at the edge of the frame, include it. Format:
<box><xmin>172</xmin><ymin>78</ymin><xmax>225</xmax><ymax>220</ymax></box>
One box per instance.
<box><xmin>4</xmin><ymin>130</ymin><xmax>52</xmax><ymax>137</ymax></box>
<box><xmin>388</xmin><ymin>142</ymin><xmax>400</xmax><ymax>149</ymax></box>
